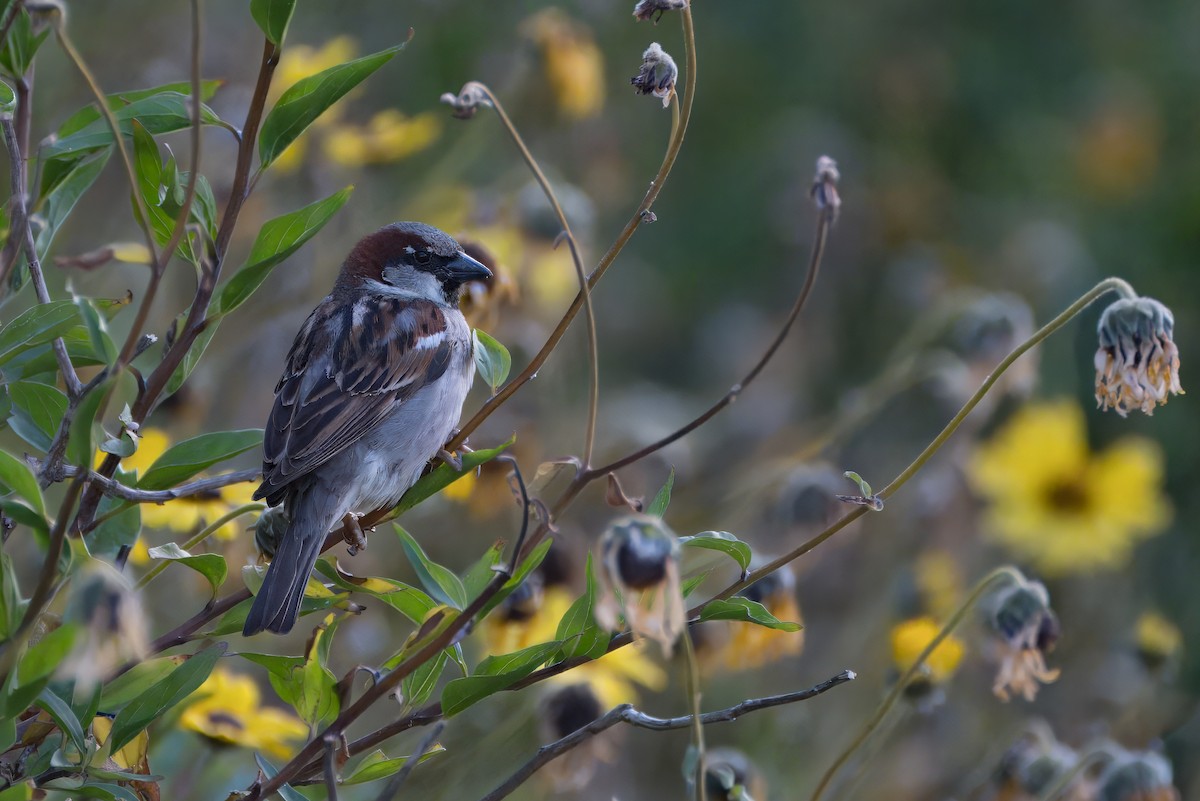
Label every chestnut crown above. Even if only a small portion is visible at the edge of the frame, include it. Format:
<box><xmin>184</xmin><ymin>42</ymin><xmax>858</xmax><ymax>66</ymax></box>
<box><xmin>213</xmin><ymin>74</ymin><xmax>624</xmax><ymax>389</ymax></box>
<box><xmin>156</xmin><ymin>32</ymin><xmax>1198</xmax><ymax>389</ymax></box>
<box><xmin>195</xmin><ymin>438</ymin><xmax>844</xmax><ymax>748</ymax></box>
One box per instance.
<box><xmin>339</xmin><ymin>221</ymin><xmax>491</xmax><ymax>305</ymax></box>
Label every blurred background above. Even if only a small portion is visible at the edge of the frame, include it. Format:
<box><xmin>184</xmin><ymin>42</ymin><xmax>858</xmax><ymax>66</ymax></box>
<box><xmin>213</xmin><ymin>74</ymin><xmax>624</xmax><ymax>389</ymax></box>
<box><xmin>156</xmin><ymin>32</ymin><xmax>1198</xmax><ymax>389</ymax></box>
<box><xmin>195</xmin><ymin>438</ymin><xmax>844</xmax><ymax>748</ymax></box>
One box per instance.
<box><xmin>21</xmin><ymin>0</ymin><xmax>1200</xmax><ymax>798</ymax></box>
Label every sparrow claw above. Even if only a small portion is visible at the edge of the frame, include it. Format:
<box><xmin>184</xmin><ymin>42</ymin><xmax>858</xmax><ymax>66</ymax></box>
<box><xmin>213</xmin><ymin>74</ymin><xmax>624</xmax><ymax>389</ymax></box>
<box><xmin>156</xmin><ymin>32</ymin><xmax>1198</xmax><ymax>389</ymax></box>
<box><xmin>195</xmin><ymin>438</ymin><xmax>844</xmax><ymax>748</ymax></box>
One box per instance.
<box><xmin>437</xmin><ymin>448</ymin><xmax>464</xmax><ymax>472</ymax></box>
<box><xmin>342</xmin><ymin>512</ymin><xmax>368</xmax><ymax>556</ymax></box>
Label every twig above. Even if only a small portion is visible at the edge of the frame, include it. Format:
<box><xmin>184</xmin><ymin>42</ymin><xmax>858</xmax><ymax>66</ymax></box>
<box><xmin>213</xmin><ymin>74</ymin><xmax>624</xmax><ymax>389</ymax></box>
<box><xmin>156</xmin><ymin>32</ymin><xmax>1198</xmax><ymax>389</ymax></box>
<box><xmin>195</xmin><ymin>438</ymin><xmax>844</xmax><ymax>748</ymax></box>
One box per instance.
<box><xmin>585</xmin><ymin>197</ymin><xmax>833</xmax><ymax>478</ymax></box>
<box><xmin>458</xmin><ymin>82</ymin><xmax>601</xmax><ymax>467</ymax></box>
<box><xmin>323</xmin><ymin>734</ymin><xmax>341</xmax><ymax>801</ymax></box>
<box><xmin>373</xmin><ymin>721</ymin><xmax>445</xmax><ymax>801</ymax></box>
<box><xmin>445</xmin><ymin>6</ymin><xmax>699</xmax><ymax>453</ymax></box>
<box><xmin>1</xmin><ymin>114</ymin><xmax>83</xmax><ymax>398</ymax></box>
<box><xmin>46</xmin><ymin>464</ymin><xmax>260</xmax><ymax>504</ymax></box>
<box><xmin>809</xmin><ymin>570</ymin><xmax>1020</xmax><ymax>801</ymax></box>
<box><xmin>482</xmin><ymin>670</ymin><xmax>855</xmax><ymax>801</ymax></box>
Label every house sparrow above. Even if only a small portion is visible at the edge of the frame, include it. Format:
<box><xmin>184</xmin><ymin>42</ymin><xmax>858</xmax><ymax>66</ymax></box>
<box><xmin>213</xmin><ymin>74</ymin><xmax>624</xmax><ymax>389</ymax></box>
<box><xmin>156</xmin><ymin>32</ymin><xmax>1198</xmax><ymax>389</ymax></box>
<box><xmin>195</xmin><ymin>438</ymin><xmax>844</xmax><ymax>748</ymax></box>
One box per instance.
<box><xmin>243</xmin><ymin>222</ymin><xmax>491</xmax><ymax>636</ymax></box>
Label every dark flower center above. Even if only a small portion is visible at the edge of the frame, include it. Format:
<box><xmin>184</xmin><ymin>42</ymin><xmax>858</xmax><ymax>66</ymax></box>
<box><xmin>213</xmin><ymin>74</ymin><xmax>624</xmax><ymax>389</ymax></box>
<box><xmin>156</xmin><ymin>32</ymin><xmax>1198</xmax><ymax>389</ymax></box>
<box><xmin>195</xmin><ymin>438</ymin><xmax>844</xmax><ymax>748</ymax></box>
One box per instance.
<box><xmin>206</xmin><ymin>711</ymin><xmax>245</xmax><ymax>731</ymax></box>
<box><xmin>1043</xmin><ymin>479</ymin><xmax>1089</xmax><ymax>513</ymax></box>
<box><xmin>616</xmin><ymin>535</ymin><xmax>670</xmax><ymax>590</ymax></box>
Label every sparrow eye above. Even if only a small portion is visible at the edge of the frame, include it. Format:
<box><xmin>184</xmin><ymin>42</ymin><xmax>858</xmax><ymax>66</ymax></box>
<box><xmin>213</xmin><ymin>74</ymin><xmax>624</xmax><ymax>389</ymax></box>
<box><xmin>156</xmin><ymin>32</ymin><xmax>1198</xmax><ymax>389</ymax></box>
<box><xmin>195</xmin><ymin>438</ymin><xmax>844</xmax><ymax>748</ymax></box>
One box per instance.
<box><xmin>414</xmin><ymin>250</ymin><xmax>432</xmax><ymax>266</ymax></box>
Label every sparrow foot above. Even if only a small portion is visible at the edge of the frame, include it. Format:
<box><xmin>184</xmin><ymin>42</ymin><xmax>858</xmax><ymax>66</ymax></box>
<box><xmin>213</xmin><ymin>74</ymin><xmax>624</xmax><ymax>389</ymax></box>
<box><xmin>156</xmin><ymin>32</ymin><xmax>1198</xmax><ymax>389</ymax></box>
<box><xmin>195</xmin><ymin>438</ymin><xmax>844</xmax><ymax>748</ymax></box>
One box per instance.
<box><xmin>342</xmin><ymin>513</ymin><xmax>368</xmax><ymax>556</ymax></box>
<box><xmin>437</xmin><ymin>448</ymin><xmax>464</xmax><ymax>471</ymax></box>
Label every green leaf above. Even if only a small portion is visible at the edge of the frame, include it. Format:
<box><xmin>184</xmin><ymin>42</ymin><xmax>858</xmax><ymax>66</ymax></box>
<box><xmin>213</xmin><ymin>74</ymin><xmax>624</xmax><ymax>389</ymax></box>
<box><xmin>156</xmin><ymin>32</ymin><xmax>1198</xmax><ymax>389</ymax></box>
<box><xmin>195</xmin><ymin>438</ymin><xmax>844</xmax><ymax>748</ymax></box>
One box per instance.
<box><xmin>0</xmin><ymin>450</ymin><xmax>43</xmax><ymax>517</ymax></box>
<box><xmin>0</xmin><ymin>552</ymin><xmax>22</xmax><ymax>638</ymax></box>
<box><xmin>214</xmin><ymin>186</ymin><xmax>354</xmax><ymax>317</ymax></box>
<box><xmin>0</xmin><ymin>300</ymin><xmax>83</xmax><ymax>367</ymax></box>
<box><xmin>98</xmin><ymin>656</ymin><xmax>185</xmax><ymax>711</ymax></box>
<box><xmin>253</xmin><ymin>755</ymin><xmax>308</xmax><ymax>801</ymax></box>
<box><xmin>73</xmin><ymin>295</ymin><xmax>119</xmax><ymax>367</ymax></box>
<box><xmin>478</xmin><ymin>537</ymin><xmax>554</xmax><ymax>618</ymax></box>
<box><xmin>0</xmin><ymin>500</ymin><xmax>47</xmax><ymax>538</ymax></box>
<box><xmin>400</xmin><ymin>649</ymin><xmax>448</xmax><ymax>710</ymax></box>
<box><xmin>7</xmin><ymin>381</ymin><xmax>67</xmax><ymax>452</ymax></box>
<box><xmin>67</xmin><ymin>380</ymin><xmax>111</xmax><ymax>469</ymax></box>
<box><xmin>258</xmin><ymin>44</ymin><xmax>407</xmax><ymax>167</ymax></box>
<box><xmin>553</xmin><ymin>555</ymin><xmax>610</xmax><ymax>661</ymax></box>
<box><xmin>0</xmin><ymin>716</ymin><xmax>16</xmax><ymax>759</ymax></box>
<box><xmin>395</xmin><ymin>526</ymin><xmax>467</xmax><ymax>609</ymax></box>
<box><xmin>441</xmin><ymin>642</ymin><xmax>564</xmax><ymax>717</ymax></box>
<box><xmin>32</xmin><ymin>150</ymin><xmax>111</xmax><ymax>273</ymax></box>
<box><xmin>680</xmin><ymin>570</ymin><xmax>711</xmax><ymax>598</ymax></box>
<box><xmin>35</xmin><ymin>687</ymin><xmax>85</xmax><ymax>753</ymax></box>
<box><xmin>146</xmin><ymin>543</ymin><xmax>227</xmax><ymax>597</ymax></box>
<box><xmin>679</xmin><ymin>531</ymin><xmax>752</xmax><ymax>574</ymax></box>
<box><xmin>472</xmin><ymin>329</ymin><xmax>511</xmax><ymax>394</ymax></box>
<box><xmin>314</xmin><ymin>560</ymin><xmax>436</xmax><ymax>623</ymax></box>
<box><xmin>647</xmin><ymin>467</ymin><xmax>675</xmax><ymax>517</ymax></box>
<box><xmin>395</xmin><ymin>436</ymin><xmax>514</xmax><ymax>515</ymax></box>
<box><xmin>250</xmin><ymin>0</ymin><xmax>298</xmax><ymax>45</ymax></box>
<box><xmin>341</xmin><ymin>746</ymin><xmax>445</xmax><ymax>786</ymax></box>
<box><xmin>461</xmin><ymin>542</ymin><xmax>504</xmax><ymax>598</ymax></box>
<box><xmin>0</xmin><ymin>8</ymin><xmax>48</xmax><ymax>77</ymax></box>
<box><xmin>43</xmin><ymin>92</ymin><xmax>222</xmax><ymax>160</ymax></box>
<box><xmin>130</xmin><ymin>119</ymin><xmax>164</xmax><ymax>207</ymax></box>
<box><xmin>52</xmin><ymin>81</ymin><xmax>223</xmax><ymax>143</ymax></box>
<box><xmin>137</xmin><ymin>429</ymin><xmax>262</xmax><ymax>490</ymax></box>
<box><xmin>1</xmin><ymin>624</ymin><xmax>76</xmax><ymax>716</ymax></box>
<box><xmin>0</xmin><ymin>80</ymin><xmax>15</xmax><ymax>116</ymax></box>
<box><xmin>698</xmin><ymin>597</ymin><xmax>802</xmax><ymax>631</ymax></box>
<box><xmin>164</xmin><ymin>319</ymin><xmax>218</xmax><ymax>398</ymax></box>
<box><xmin>107</xmin><ymin>642</ymin><xmax>225</xmax><ymax>752</ymax></box>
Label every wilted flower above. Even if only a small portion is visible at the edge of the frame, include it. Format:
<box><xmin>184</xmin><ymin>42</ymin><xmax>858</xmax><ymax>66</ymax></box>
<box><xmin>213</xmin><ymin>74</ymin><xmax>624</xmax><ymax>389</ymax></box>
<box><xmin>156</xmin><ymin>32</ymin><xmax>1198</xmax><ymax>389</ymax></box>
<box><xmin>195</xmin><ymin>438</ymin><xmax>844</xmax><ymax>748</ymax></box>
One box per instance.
<box><xmin>705</xmin><ymin>748</ymin><xmax>767</xmax><ymax>801</ymax></box>
<box><xmin>993</xmin><ymin>728</ymin><xmax>1083</xmax><ymax>801</ymax></box>
<box><xmin>890</xmin><ymin>616</ymin><xmax>965</xmax><ymax>702</ymax></box>
<box><xmin>254</xmin><ymin>505</ymin><xmax>290</xmax><ymax>561</ymax></box>
<box><xmin>967</xmin><ymin>401</ymin><xmax>1170</xmax><ymax>575</ymax></box>
<box><xmin>58</xmin><ymin>561</ymin><xmax>149</xmax><ymax>690</ymax></box>
<box><xmin>594</xmin><ymin>516</ymin><xmax>685</xmax><ymax>656</ymax></box>
<box><xmin>985</xmin><ymin>577</ymin><xmax>1061</xmax><ymax>702</ymax></box>
<box><xmin>633</xmin><ymin>0</ymin><xmax>689</xmax><ymax>23</ymax></box>
<box><xmin>523</xmin><ymin>9</ymin><xmax>605</xmax><ymax>119</ymax></box>
<box><xmin>810</xmin><ymin>155</ymin><xmax>841</xmax><ymax>220</ymax></box>
<box><xmin>440</xmin><ymin>83</ymin><xmax>493</xmax><ymax>120</ymax></box>
<box><xmin>1095</xmin><ymin>749</ymin><xmax>1179</xmax><ymax>801</ymax></box>
<box><xmin>179</xmin><ymin>667</ymin><xmax>308</xmax><ymax>760</ymax></box>
<box><xmin>630</xmin><ymin>42</ymin><xmax>678</xmax><ymax>108</ymax></box>
<box><xmin>941</xmin><ymin>291</ymin><xmax>1037</xmax><ymax>402</ymax></box>
<box><xmin>538</xmin><ymin>682</ymin><xmax>613</xmax><ymax>791</ymax></box>
<box><xmin>1094</xmin><ymin>296</ymin><xmax>1182</xmax><ymax>416</ymax></box>
<box><xmin>719</xmin><ymin>566</ymin><xmax>804</xmax><ymax>671</ymax></box>
<box><xmin>1134</xmin><ymin>611</ymin><xmax>1183</xmax><ymax>672</ymax></box>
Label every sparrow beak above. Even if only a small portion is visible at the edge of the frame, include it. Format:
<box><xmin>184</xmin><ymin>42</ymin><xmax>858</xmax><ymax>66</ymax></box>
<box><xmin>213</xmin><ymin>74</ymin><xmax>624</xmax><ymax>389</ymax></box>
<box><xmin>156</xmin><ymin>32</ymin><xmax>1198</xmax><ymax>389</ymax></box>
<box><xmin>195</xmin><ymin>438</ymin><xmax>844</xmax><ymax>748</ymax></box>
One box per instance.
<box><xmin>447</xmin><ymin>250</ymin><xmax>492</xmax><ymax>282</ymax></box>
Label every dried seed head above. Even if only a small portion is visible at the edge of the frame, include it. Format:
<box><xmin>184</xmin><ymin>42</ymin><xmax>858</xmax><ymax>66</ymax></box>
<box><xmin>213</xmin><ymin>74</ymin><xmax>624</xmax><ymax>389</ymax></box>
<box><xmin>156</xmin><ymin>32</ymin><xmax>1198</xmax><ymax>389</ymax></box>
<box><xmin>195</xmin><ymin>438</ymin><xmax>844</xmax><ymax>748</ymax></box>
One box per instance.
<box><xmin>810</xmin><ymin>155</ymin><xmax>842</xmax><ymax>220</ymax></box>
<box><xmin>630</xmin><ymin>42</ymin><xmax>678</xmax><ymax>108</ymax></box>
<box><xmin>1095</xmin><ymin>296</ymin><xmax>1183</xmax><ymax>416</ymax></box>
<box><xmin>594</xmin><ymin>516</ymin><xmax>685</xmax><ymax>656</ymax></box>
<box><xmin>439</xmin><ymin>83</ymin><xmax>492</xmax><ymax>120</ymax></box>
<box><xmin>633</xmin><ymin>0</ymin><xmax>689</xmax><ymax>24</ymax></box>
<box><xmin>1097</xmin><ymin>750</ymin><xmax>1179</xmax><ymax>801</ymax></box>
<box><xmin>986</xmin><ymin>577</ymin><xmax>1062</xmax><ymax>702</ymax></box>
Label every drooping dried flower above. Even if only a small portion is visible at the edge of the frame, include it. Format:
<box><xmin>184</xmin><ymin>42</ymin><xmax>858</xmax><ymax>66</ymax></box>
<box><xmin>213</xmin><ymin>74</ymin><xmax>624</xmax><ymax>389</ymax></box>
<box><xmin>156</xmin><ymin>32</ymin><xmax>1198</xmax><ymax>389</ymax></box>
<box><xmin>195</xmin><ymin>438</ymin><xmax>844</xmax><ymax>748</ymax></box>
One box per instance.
<box><xmin>1095</xmin><ymin>748</ymin><xmax>1179</xmax><ymax>801</ymax></box>
<box><xmin>630</xmin><ymin>42</ymin><xmax>678</xmax><ymax>108</ymax></box>
<box><xmin>633</xmin><ymin>0</ymin><xmax>689</xmax><ymax>24</ymax></box>
<box><xmin>440</xmin><ymin>83</ymin><xmax>493</xmax><ymax>120</ymax></box>
<box><xmin>985</xmin><ymin>576</ymin><xmax>1061</xmax><ymax>702</ymax></box>
<box><xmin>594</xmin><ymin>516</ymin><xmax>685</xmax><ymax>656</ymax></box>
<box><xmin>810</xmin><ymin>155</ymin><xmax>841</xmax><ymax>221</ymax></box>
<box><xmin>1094</xmin><ymin>296</ymin><xmax>1182</xmax><ymax>416</ymax></box>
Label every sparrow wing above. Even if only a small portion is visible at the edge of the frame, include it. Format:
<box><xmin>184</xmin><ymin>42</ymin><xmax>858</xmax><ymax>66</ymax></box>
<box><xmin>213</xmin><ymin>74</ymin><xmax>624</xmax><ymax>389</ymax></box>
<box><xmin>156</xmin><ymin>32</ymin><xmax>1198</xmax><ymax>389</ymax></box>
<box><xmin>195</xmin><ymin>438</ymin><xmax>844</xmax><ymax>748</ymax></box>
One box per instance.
<box><xmin>257</xmin><ymin>296</ymin><xmax>458</xmax><ymax>504</ymax></box>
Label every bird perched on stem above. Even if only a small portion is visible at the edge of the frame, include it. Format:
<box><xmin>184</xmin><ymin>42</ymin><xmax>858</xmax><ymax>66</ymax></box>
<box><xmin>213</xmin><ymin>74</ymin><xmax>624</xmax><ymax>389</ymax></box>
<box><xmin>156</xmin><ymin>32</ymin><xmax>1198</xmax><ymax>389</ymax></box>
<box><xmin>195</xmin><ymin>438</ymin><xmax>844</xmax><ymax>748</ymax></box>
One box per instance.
<box><xmin>243</xmin><ymin>222</ymin><xmax>491</xmax><ymax>635</ymax></box>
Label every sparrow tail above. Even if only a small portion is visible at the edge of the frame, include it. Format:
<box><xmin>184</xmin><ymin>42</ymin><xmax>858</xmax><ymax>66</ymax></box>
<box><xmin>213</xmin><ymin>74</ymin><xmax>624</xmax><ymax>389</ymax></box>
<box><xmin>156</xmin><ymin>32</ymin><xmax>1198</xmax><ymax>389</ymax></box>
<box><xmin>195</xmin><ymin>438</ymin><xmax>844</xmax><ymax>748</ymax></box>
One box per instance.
<box><xmin>243</xmin><ymin>513</ymin><xmax>326</xmax><ymax>636</ymax></box>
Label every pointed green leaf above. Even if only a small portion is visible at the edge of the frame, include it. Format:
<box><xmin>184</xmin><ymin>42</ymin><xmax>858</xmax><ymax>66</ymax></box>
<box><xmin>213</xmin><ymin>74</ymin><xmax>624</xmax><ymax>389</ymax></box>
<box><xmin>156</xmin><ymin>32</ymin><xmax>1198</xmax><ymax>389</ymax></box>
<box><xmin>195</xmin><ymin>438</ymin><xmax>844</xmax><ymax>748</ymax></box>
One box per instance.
<box><xmin>400</xmin><ymin>649</ymin><xmax>448</xmax><ymax>710</ymax></box>
<box><xmin>99</xmin><ymin>656</ymin><xmax>186</xmax><ymax>711</ymax></box>
<box><xmin>250</xmin><ymin>0</ymin><xmax>297</xmax><ymax>45</ymax></box>
<box><xmin>7</xmin><ymin>381</ymin><xmax>67</xmax><ymax>453</ymax></box>
<box><xmin>341</xmin><ymin>746</ymin><xmax>445</xmax><ymax>785</ymax></box>
<box><xmin>553</xmin><ymin>554</ymin><xmax>610</xmax><ymax>661</ymax></box>
<box><xmin>679</xmin><ymin>531</ymin><xmax>752</xmax><ymax>574</ymax></box>
<box><xmin>214</xmin><ymin>186</ymin><xmax>354</xmax><ymax>316</ymax></box>
<box><xmin>137</xmin><ymin>429</ymin><xmax>262</xmax><ymax>490</ymax></box>
<box><xmin>698</xmin><ymin>597</ymin><xmax>802</xmax><ymax>631</ymax></box>
<box><xmin>259</xmin><ymin>44</ymin><xmax>407</xmax><ymax>167</ymax></box>
<box><xmin>43</xmin><ymin>92</ymin><xmax>222</xmax><ymax>160</ymax></box>
<box><xmin>107</xmin><ymin>642</ymin><xmax>225</xmax><ymax>752</ymax></box>
<box><xmin>441</xmin><ymin>641</ymin><xmax>563</xmax><ymax>717</ymax></box>
<box><xmin>0</xmin><ymin>301</ymin><xmax>83</xmax><ymax>367</ymax></box>
<box><xmin>314</xmin><ymin>559</ymin><xmax>436</xmax><ymax>623</ymax></box>
<box><xmin>395</xmin><ymin>435</ymin><xmax>514</xmax><ymax>514</ymax></box>
<box><xmin>52</xmin><ymin>81</ymin><xmax>223</xmax><ymax>143</ymax></box>
<box><xmin>0</xmin><ymin>80</ymin><xmax>15</xmax><ymax>116</ymax></box>
<box><xmin>35</xmin><ymin>687</ymin><xmax>85</xmax><ymax>753</ymax></box>
<box><xmin>647</xmin><ymin>467</ymin><xmax>675</xmax><ymax>517</ymax></box>
<box><xmin>471</xmin><ymin>329</ymin><xmax>511</xmax><ymax>394</ymax></box>
<box><xmin>395</xmin><ymin>526</ymin><xmax>467</xmax><ymax>609</ymax></box>
<box><xmin>146</xmin><ymin>543</ymin><xmax>228</xmax><ymax>598</ymax></box>
<box><xmin>0</xmin><ymin>450</ymin><xmax>43</xmax><ymax>517</ymax></box>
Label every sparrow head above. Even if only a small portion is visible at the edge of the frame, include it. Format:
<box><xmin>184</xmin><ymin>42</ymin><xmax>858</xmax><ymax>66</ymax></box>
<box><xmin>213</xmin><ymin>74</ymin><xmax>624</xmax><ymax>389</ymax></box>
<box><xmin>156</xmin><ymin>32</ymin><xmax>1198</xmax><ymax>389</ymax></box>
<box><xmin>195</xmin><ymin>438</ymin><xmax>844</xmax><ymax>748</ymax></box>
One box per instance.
<box><xmin>338</xmin><ymin>221</ymin><xmax>492</xmax><ymax>306</ymax></box>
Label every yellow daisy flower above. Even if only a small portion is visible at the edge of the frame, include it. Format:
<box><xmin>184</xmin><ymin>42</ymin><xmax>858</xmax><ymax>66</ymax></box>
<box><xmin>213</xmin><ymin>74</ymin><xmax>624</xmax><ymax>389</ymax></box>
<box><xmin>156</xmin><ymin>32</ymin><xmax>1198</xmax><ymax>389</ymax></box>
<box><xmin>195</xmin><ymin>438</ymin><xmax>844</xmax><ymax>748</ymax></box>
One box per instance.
<box><xmin>179</xmin><ymin>667</ymin><xmax>309</xmax><ymax>760</ymax></box>
<box><xmin>890</xmin><ymin>616</ymin><xmax>965</xmax><ymax>686</ymax></box>
<box><xmin>323</xmin><ymin>109</ymin><xmax>441</xmax><ymax>167</ymax></box>
<box><xmin>967</xmin><ymin>400</ymin><xmax>1170</xmax><ymax>575</ymax></box>
<box><xmin>522</xmin><ymin>9</ymin><xmax>605</xmax><ymax>120</ymax></box>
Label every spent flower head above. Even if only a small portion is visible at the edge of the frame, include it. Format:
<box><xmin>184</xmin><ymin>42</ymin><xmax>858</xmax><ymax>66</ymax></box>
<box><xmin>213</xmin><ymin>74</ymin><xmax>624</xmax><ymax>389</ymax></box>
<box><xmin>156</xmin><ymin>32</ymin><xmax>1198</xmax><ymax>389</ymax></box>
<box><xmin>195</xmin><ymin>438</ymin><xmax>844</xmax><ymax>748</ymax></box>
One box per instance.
<box><xmin>1096</xmin><ymin>749</ymin><xmax>1179</xmax><ymax>801</ymax></box>
<box><xmin>594</xmin><ymin>515</ymin><xmax>685</xmax><ymax>656</ymax></box>
<box><xmin>1094</xmin><ymin>296</ymin><xmax>1182</xmax><ymax>416</ymax></box>
<box><xmin>810</xmin><ymin>155</ymin><xmax>842</xmax><ymax>221</ymax></box>
<box><xmin>440</xmin><ymin>83</ymin><xmax>493</xmax><ymax>120</ymax></box>
<box><xmin>538</xmin><ymin>682</ymin><xmax>613</xmax><ymax>791</ymax></box>
<box><xmin>633</xmin><ymin>0</ymin><xmax>689</xmax><ymax>24</ymax></box>
<box><xmin>985</xmin><ymin>576</ymin><xmax>1061</xmax><ymax>702</ymax></box>
<box><xmin>631</xmin><ymin>42</ymin><xmax>678</xmax><ymax>108</ymax></box>
<box><xmin>993</xmin><ymin>728</ymin><xmax>1082</xmax><ymax>801</ymax></box>
<box><xmin>58</xmin><ymin>561</ymin><xmax>149</xmax><ymax>691</ymax></box>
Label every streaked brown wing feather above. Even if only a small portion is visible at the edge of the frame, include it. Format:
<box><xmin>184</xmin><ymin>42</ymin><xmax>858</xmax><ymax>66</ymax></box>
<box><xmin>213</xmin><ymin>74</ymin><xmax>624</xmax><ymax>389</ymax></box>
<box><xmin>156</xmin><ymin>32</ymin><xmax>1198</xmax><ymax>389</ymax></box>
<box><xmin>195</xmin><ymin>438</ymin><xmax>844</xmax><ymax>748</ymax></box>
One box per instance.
<box><xmin>256</xmin><ymin>296</ymin><xmax>453</xmax><ymax>503</ymax></box>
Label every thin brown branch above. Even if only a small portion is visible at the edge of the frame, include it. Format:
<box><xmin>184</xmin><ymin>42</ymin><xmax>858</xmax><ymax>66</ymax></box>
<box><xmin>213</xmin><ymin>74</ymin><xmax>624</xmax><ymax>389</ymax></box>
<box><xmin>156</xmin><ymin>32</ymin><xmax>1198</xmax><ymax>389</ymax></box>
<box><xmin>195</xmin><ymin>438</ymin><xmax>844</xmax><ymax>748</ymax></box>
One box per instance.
<box><xmin>446</xmin><ymin>6</ymin><xmax>698</xmax><ymax>453</ymax></box>
<box><xmin>323</xmin><ymin>734</ymin><xmax>341</xmax><ymax>801</ymax></box>
<box><xmin>482</xmin><ymin>670</ymin><xmax>855</xmax><ymax>801</ymax></box>
<box><xmin>41</xmin><ymin>463</ymin><xmax>260</xmax><ymax>504</ymax></box>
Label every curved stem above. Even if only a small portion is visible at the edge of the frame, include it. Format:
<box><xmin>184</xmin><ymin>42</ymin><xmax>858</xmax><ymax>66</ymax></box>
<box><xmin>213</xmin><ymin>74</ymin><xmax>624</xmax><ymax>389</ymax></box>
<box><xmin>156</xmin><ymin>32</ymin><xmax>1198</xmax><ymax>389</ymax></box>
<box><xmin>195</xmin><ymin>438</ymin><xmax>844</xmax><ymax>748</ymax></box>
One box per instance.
<box><xmin>464</xmin><ymin>82</ymin><xmax>600</xmax><ymax>467</ymax></box>
<box><xmin>725</xmin><ymin>276</ymin><xmax>1138</xmax><ymax>599</ymax></box>
<box><xmin>134</xmin><ymin>502</ymin><xmax>264</xmax><ymax>590</ymax></box>
<box><xmin>446</xmin><ymin>6</ymin><xmax>698</xmax><ymax>452</ymax></box>
<box><xmin>809</xmin><ymin>567</ymin><xmax>1023</xmax><ymax>801</ymax></box>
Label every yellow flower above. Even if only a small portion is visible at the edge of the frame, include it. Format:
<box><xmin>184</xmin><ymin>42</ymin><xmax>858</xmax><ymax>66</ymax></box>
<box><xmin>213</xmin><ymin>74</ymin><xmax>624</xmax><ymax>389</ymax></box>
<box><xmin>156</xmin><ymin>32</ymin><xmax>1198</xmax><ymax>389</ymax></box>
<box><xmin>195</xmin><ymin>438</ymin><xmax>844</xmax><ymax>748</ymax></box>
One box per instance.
<box><xmin>323</xmin><ymin>110</ymin><xmax>441</xmax><ymax>167</ymax></box>
<box><xmin>967</xmin><ymin>401</ymin><xmax>1170</xmax><ymax>576</ymax></box>
<box><xmin>522</xmin><ymin>9</ymin><xmax>605</xmax><ymax>119</ymax></box>
<box><xmin>1136</xmin><ymin>611</ymin><xmax>1182</xmax><ymax>669</ymax></box>
<box><xmin>915</xmin><ymin>550</ymin><xmax>963</xmax><ymax>621</ymax></box>
<box><xmin>179</xmin><ymin>667</ymin><xmax>308</xmax><ymax>760</ymax></box>
<box><xmin>890</xmin><ymin>616</ymin><xmax>965</xmax><ymax>686</ymax></box>
<box><xmin>440</xmin><ymin>469</ymin><xmax>476</xmax><ymax>504</ymax></box>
